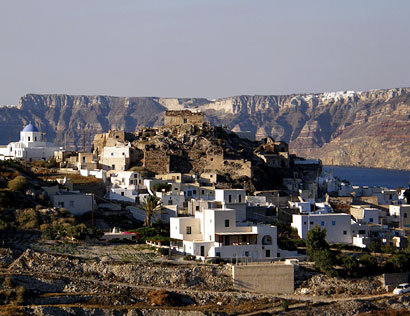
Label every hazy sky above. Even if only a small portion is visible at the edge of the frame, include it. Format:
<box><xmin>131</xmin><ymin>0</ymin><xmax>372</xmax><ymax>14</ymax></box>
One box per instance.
<box><xmin>1</xmin><ymin>0</ymin><xmax>410</xmax><ymax>104</ymax></box>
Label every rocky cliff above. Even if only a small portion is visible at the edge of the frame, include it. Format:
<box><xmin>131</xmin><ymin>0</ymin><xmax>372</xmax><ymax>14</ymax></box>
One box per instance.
<box><xmin>2</xmin><ymin>88</ymin><xmax>410</xmax><ymax>169</ymax></box>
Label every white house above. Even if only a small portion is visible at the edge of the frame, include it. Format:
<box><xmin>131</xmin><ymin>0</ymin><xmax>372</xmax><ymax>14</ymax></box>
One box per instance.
<box><xmin>389</xmin><ymin>205</ymin><xmax>410</xmax><ymax>228</ymax></box>
<box><xmin>108</xmin><ymin>171</ymin><xmax>144</xmax><ymax>203</ymax></box>
<box><xmin>215</xmin><ymin>189</ymin><xmax>247</xmax><ymax>222</ymax></box>
<box><xmin>350</xmin><ymin>206</ymin><xmax>382</xmax><ymax>225</ymax></box>
<box><xmin>291</xmin><ymin>213</ymin><xmax>352</xmax><ymax>244</ymax></box>
<box><xmin>170</xmin><ymin>208</ymin><xmax>277</xmax><ymax>261</ymax></box>
<box><xmin>99</xmin><ymin>143</ymin><xmax>134</xmax><ymax>171</ymax></box>
<box><xmin>0</xmin><ymin>123</ymin><xmax>61</xmax><ymax>162</ymax></box>
<box><xmin>52</xmin><ymin>191</ymin><xmax>94</xmax><ymax>216</ymax></box>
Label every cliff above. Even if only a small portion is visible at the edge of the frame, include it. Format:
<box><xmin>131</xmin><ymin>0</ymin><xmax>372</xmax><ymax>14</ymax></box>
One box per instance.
<box><xmin>2</xmin><ymin>88</ymin><xmax>410</xmax><ymax>169</ymax></box>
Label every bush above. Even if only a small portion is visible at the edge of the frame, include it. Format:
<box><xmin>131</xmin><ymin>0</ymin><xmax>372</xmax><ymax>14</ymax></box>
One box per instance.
<box><xmin>17</xmin><ymin>209</ymin><xmax>39</xmax><ymax>229</ymax></box>
<box><xmin>129</xmin><ymin>226</ymin><xmax>157</xmax><ymax>243</ymax></box>
<box><xmin>66</xmin><ymin>224</ymin><xmax>88</xmax><ymax>240</ymax></box>
<box><xmin>7</xmin><ymin>176</ymin><xmax>27</xmax><ymax>192</ymax></box>
<box><xmin>359</xmin><ymin>254</ymin><xmax>378</xmax><ymax>272</ymax></box>
<box><xmin>281</xmin><ymin>300</ymin><xmax>289</xmax><ymax>311</ymax></box>
<box><xmin>341</xmin><ymin>256</ymin><xmax>359</xmax><ymax>277</ymax></box>
<box><xmin>183</xmin><ymin>254</ymin><xmax>196</xmax><ymax>261</ymax></box>
<box><xmin>387</xmin><ymin>252</ymin><xmax>410</xmax><ymax>271</ymax></box>
<box><xmin>157</xmin><ymin>248</ymin><xmax>169</xmax><ymax>256</ymax></box>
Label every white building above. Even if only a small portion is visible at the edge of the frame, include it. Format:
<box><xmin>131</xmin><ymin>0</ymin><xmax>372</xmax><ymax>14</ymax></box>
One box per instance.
<box><xmin>215</xmin><ymin>189</ymin><xmax>247</xmax><ymax>222</ymax></box>
<box><xmin>0</xmin><ymin>123</ymin><xmax>61</xmax><ymax>162</ymax></box>
<box><xmin>389</xmin><ymin>205</ymin><xmax>410</xmax><ymax>228</ymax></box>
<box><xmin>52</xmin><ymin>191</ymin><xmax>94</xmax><ymax>216</ymax></box>
<box><xmin>170</xmin><ymin>208</ymin><xmax>277</xmax><ymax>261</ymax></box>
<box><xmin>108</xmin><ymin>171</ymin><xmax>144</xmax><ymax>203</ymax></box>
<box><xmin>99</xmin><ymin>143</ymin><xmax>134</xmax><ymax>171</ymax></box>
<box><xmin>292</xmin><ymin>213</ymin><xmax>352</xmax><ymax>244</ymax></box>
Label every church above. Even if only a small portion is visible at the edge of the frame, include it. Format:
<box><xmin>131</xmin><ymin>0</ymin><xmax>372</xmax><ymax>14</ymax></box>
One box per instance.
<box><xmin>0</xmin><ymin>123</ymin><xmax>62</xmax><ymax>162</ymax></box>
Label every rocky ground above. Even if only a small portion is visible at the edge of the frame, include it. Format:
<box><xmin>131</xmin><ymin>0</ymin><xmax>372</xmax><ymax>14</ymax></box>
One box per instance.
<box><xmin>0</xmin><ymin>243</ymin><xmax>409</xmax><ymax>315</ymax></box>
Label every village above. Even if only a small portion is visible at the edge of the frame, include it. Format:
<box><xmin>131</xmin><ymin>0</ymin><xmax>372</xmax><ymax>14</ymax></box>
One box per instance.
<box><xmin>1</xmin><ymin>110</ymin><xmax>410</xmax><ymax>314</ymax></box>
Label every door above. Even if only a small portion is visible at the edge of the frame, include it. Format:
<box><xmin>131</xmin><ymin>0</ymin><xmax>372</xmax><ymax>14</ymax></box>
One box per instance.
<box><xmin>200</xmin><ymin>246</ymin><xmax>205</xmax><ymax>257</ymax></box>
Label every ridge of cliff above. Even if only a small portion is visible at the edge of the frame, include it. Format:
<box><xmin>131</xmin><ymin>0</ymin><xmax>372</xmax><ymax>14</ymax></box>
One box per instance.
<box><xmin>1</xmin><ymin>88</ymin><xmax>410</xmax><ymax>169</ymax></box>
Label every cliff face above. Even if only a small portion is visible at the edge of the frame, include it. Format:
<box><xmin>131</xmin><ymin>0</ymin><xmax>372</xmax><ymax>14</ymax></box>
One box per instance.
<box><xmin>2</xmin><ymin>88</ymin><xmax>410</xmax><ymax>169</ymax></box>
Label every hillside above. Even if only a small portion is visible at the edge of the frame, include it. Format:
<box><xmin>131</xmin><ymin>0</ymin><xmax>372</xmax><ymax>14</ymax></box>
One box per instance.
<box><xmin>2</xmin><ymin>88</ymin><xmax>410</xmax><ymax>169</ymax></box>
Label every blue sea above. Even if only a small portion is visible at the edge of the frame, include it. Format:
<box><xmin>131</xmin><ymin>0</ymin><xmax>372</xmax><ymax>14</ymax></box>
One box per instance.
<box><xmin>322</xmin><ymin>166</ymin><xmax>410</xmax><ymax>189</ymax></box>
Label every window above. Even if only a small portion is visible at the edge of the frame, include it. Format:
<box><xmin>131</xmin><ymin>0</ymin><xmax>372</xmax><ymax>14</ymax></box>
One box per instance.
<box><xmin>195</xmin><ymin>206</ymin><xmax>199</xmax><ymax>211</ymax></box>
<box><xmin>82</xmin><ymin>157</ymin><xmax>86</xmax><ymax>163</ymax></box>
<box><xmin>187</xmin><ymin>191</ymin><xmax>192</xmax><ymax>197</ymax></box>
<box><xmin>121</xmin><ymin>192</ymin><xmax>124</xmax><ymax>196</ymax></box>
<box><xmin>369</xmin><ymin>218</ymin><xmax>374</xmax><ymax>222</ymax></box>
<box><xmin>320</xmin><ymin>221</ymin><xmax>325</xmax><ymax>227</ymax></box>
<box><xmin>69</xmin><ymin>200</ymin><xmax>74</xmax><ymax>208</ymax></box>
<box><xmin>201</xmin><ymin>190</ymin><xmax>204</xmax><ymax>195</ymax></box>
<box><xmin>332</xmin><ymin>221</ymin><xmax>336</xmax><ymax>226</ymax></box>
<box><xmin>34</xmin><ymin>136</ymin><xmax>37</xmax><ymax>141</ymax></box>
<box><xmin>304</xmin><ymin>221</ymin><xmax>307</xmax><ymax>225</ymax></box>
<box><xmin>193</xmin><ymin>189</ymin><xmax>196</xmax><ymax>195</ymax></box>
<box><xmin>228</xmin><ymin>194</ymin><xmax>232</xmax><ymax>203</ymax></box>
<box><xmin>209</xmin><ymin>235</ymin><xmax>212</xmax><ymax>241</ymax></box>
<box><xmin>134</xmin><ymin>174</ymin><xmax>137</xmax><ymax>178</ymax></box>
<box><xmin>239</xmin><ymin>195</ymin><xmax>242</xmax><ymax>203</ymax></box>
<box><xmin>183</xmin><ymin>118</ymin><xmax>187</xmax><ymax>123</ymax></box>
<box><xmin>28</xmin><ymin>137</ymin><xmax>30</xmax><ymax>141</ymax></box>
<box><xmin>58</xmin><ymin>202</ymin><xmax>64</xmax><ymax>207</ymax></box>
<box><xmin>186</xmin><ymin>226</ymin><xmax>191</xmax><ymax>234</ymax></box>
<box><xmin>242</xmin><ymin>235</ymin><xmax>247</xmax><ymax>243</ymax></box>
<box><xmin>168</xmin><ymin>200</ymin><xmax>172</xmax><ymax>205</ymax></box>
<box><xmin>112</xmin><ymin>164</ymin><xmax>115</xmax><ymax>169</ymax></box>
<box><xmin>343</xmin><ymin>230</ymin><xmax>347</xmax><ymax>235</ymax></box>
<box><xmin>122</xmin><ymin>152</ymin><xmax>125</xmax><ymax>155</ymax></box>
<box><xmin>310</xmin><ymin>221</ymin><xmax>313</xmax><ymax>225</ymax></box>
<box><xmin>266</xmin><ymin>250</ymin><xmax>271</xmax><ymax>257</ymax></box>
<box><xmin>404</xmin><ymin>213</ymin><xmax>408</xmax><ymax>218</ymax></box>
<box><xmin>225</xmin><ymin>219</ymin><xmax>230</xmax><ymax>227</ymax></box>
<box><xmin>216</xmin><ymin>252</ymin><xmax>221</xmax><ymax>257</ymax></box>
<box><xmin>111</xmin><ymin>152</ymin><xmax>114</xmax><ymax>156</ymax></box>
<box><xmin>244</xmin><ymin>251</ymin><xmax>249</xmax><ymax>257</ymax></box>
<box><xmin>177</xmin><ymin>176</ymin><xmax>180</xmax><ymax>180</ymax></box>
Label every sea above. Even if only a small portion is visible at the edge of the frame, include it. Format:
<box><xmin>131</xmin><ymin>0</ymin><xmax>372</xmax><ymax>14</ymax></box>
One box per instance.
<box><xmin>322</xmin><ymin>166</ymin><xmax>410</xmax><ymax>189</ymax></box>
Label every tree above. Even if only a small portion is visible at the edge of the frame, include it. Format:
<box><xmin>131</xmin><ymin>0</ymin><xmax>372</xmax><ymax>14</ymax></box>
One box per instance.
<box><xmin>142</xmin><ymin>195</ymin><xmax>161</xmax><ymax>227</ymax></box>
<box><xmin>306</xmin><ymin>225</ymin><xmax>329</xmax><ymax>257</ymax></box>
<box><xmin>388</xmin><ymin>251</ymin><xmax>410</xmax><ymax>271</ymax></box>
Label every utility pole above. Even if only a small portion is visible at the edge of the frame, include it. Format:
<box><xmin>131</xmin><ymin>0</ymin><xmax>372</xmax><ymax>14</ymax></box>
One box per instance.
<box><xmin>91</xmin><ymin>193</ymin><xmax>95</xmax><ymax>234</ymax></box>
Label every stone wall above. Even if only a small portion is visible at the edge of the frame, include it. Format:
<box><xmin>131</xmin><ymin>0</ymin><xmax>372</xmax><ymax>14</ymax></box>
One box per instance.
<box><xmin>144</xmin><ymin>150</ymin><xmax>170</xmax><ymax>174</ymax></box>
<box><xmin>164</xmin><ymin>110</ymin><xmax>204</xmax><ymax>127</ymax></box>
<box><xmin>232</xmin><ymin>263</ymin><xmax>294</xmax><ymax>294</ymax></box>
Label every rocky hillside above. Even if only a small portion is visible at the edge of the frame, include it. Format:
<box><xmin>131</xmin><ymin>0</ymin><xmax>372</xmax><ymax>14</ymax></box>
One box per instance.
<box><xmin>2</xmin><ymin>88</ymin><xmax>410</xmax><ymax>169</ymax></box>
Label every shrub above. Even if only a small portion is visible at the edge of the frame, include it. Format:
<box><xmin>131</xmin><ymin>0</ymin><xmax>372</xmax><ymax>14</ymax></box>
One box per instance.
<box><xmin>17</xmin><ymin>209</ymin><xmax>39</xmax><ymax>229</ymax></box>
<box><xmin>129</xmin><ymin>226</ymin><xmax>158</xmax><ymax>243</ymax></box>
<box><xmin>387</xmin><ymin>252</ymin><xmax>410</xmax><ymax>271</ymax></box>
<box><xmin>7</xmin><ymin>176</ymin><xmax>27</xmax><ymax>192</ymax></box>
<box><xmin>183</xmin><ymin>254</ymin><xmax>196</xmax><ymax>261</ymax></box>
<box><xmin>66</xmin><ymin>224</ymin><xmax>88</xmax><ymax>240</ymax></box>
<box><xmin>157</xmin><ymin>248</ymin><xmax>169</xmax><ymax>256</ymax></box>
<box><xmin>13</xmin><ymin>286</ymin><xmax>26</xmax><ymax>305</ymax></box>
<box><xmin>341</xmin><ymin>256</ymin><xmax>359</xmax><ymax>277</ymax></box>
<box><xmin>2</xmin><ymin>277</ymin><xmax>13</xmax><ymax>288</ymax></box>
<box><xmin>281</xmin><ymin>300</ymin><xmax>289</xmax><ymax>311</ymax></box>
<box><xmin>359</xmin><ymin>254</ymin><xmax>378</xmax><ymax>272</ymax></box>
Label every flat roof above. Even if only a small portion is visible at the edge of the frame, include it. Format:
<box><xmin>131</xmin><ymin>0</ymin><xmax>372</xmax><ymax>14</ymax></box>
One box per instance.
<box><xmin>215</xmin><ymin>232</ymin><xmax>257</xmax><ymax>235</ymax></box>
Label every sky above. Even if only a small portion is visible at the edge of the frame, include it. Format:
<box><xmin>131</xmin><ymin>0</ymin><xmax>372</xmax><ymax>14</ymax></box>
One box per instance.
<box><xmin>1</xmin><ymin>0</ymin><xmax>410</xmax><ymax>105</ymax></box>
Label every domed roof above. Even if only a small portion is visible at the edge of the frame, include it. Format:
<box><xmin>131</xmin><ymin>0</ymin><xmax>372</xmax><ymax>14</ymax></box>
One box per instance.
<box><xmin>22</xmin><ymin>123</ymin><xmax>39</xmax><ymax>132</ymax></box>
